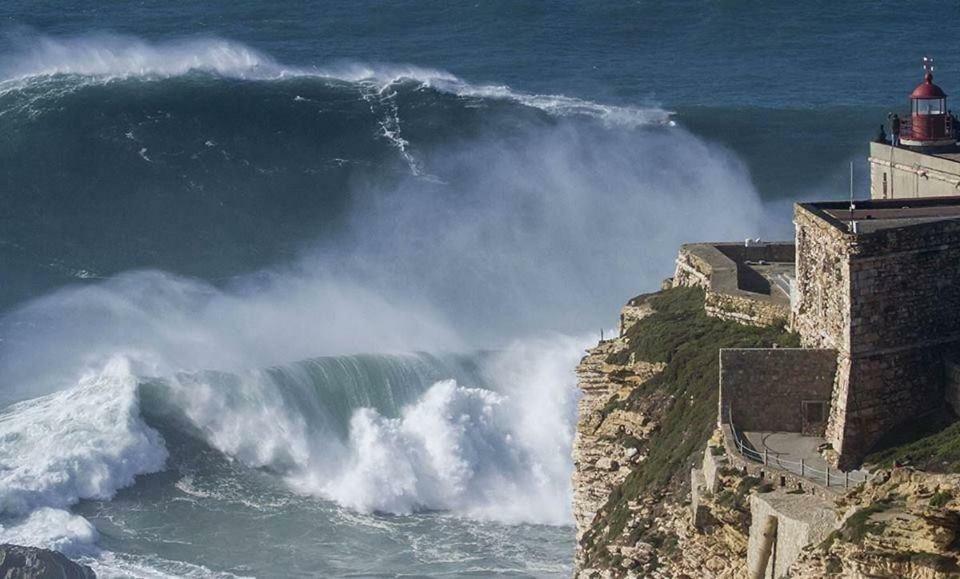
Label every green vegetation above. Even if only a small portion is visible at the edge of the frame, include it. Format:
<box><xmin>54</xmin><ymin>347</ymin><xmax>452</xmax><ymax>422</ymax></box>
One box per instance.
<box><xmin>580</xmin><ymin>287</ymin><xmax>799</xmax><ymax>568</ymax></box>
<box><xmin>716</xmin><ymin>475</ymin><xmax>771</xmax><ymax>509</ymax></box>
<box><xmin>840</xmin><ymin>501</ymin><xmax>891</xmax><ymax>545</ymax></box>
<box><xmin>930</xmin><ymin>490</ymin><xmax>952</xmax><ymax>508</ymax></box>
<box><xmin>606</xmin><ymin>288</ymin><xmax>798</xmax><ymax>493</ymax></box>
<box><xmin>866</xmin><ymin>417</ymin><xmax>960</xmax><ymax>473</ymax></box>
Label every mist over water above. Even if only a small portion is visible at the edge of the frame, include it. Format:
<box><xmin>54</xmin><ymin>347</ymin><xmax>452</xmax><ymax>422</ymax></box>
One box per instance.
<box><xmin>0</xmin><ymin>32</ymin><xmax>770</xmax><ymax>577</ymax></box>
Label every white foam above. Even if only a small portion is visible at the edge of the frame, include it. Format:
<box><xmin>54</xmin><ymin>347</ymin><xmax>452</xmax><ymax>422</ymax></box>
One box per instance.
<box><xmin>0</xmin><ymin>34</ymin><xmax>670</xmax><ymax>127</ymax></box>
<box><xmin>85</xmin><ymin>550</ymin><xmax>252</xmax><ymax>579</ymax></box>
<box><xmin>289</xmin><ymin>335</ymin><xmax>586</xmax><ymax>525</ymax></box>
<box><xmin>0</xmin><ymin>508</ymin><xmax>98</xmax><ymax>557</ymax></box>
<box><xmin>0</xmin><ymin>35</ymin><xmax>281</xmax><ymax>81</ymax></box>
<box><xmin>0</xmin><ymin>356</ymin><xmax>167</xmax><ymax>515</ymax></box>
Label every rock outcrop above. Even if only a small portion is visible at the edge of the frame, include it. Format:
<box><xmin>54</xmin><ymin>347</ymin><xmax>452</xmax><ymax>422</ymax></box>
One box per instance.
<box><xmin>0</xmin><ymin>544</ymin><xmax>96</xmax><ymax>579</ymax></box>
<box><xmin>789</xmin><ymin>468</ymin><xmax>960</xmax><ymax>578</ymax></box>
<box><xmin>572</xmin><ymin>287</ymin><xmax>797</xmax><ymax>577</ymax></box>
<box><xmin>572</xmin><ymin>285</ymin><xmax>960</xmax><ymax>578</ymax></box>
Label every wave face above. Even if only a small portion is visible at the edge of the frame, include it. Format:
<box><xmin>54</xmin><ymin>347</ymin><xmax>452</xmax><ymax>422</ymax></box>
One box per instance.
<box><xmin>1</xmin><ymin>344</ymin><xmax>582</xmax><ymax>577</ymax></box>
<box><xmin>0</xmin><ymin>33</ymin><xmax>767</xmax><ymax>577</ymax></box>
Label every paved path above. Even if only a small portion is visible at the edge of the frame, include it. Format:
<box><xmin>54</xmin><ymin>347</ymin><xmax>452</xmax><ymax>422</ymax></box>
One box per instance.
<box><xmin>742</xmin><ymin>431</ymin><xmax>870</xmax><ymax>488</ymax></box>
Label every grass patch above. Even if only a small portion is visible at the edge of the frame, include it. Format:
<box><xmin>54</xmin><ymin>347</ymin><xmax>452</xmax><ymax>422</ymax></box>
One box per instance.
<box><xmin>605</xmin><ymin>288</ymin><xmax>798</xmax><ymax>494</ymax></box>
<box><xmin>840</xmin><ymin>501</ymin><xmax>891</xmax><ymax>544</ymax></box>
<box><xmin>866</xmin><ymin>416</ymin><xmax>960</xmax><ymax>473</ymax></box>
<box><xmin>580</xmin><ymin>287</ymin><xmax>799</xmax><ymax>568</ymax></box>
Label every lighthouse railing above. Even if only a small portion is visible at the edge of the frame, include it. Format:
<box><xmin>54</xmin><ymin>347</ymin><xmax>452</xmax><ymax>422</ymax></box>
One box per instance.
<box><xmin>899</xmin><ymin>115</ymin><xmax>954</xmax><ymax>142</ymax></box>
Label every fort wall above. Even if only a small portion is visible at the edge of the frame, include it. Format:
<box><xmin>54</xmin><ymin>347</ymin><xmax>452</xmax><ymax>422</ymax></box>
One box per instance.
<box><xmin>791</xmin><ymin>208</ymin><xmax>849</xmax><ymax>351</ymax></box>
<box><xmin>793</xmin><ymin>202</ymin><xmax>960</xmax><ymax>466</ymax></box>
<box><xmin>673</xmin><ymin>243</ymin><xmax>792</xmax><ymax>328</ymax></box>
<box><xmin>719</xmin><ymin>348</ymin><xmax>837</xmax><ymax>435</ymax></box>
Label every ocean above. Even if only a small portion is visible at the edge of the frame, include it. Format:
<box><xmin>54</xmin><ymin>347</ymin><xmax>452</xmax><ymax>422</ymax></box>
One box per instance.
<box><xmin>0</xmin><ymin>2</ymin><xmax>954</xmax><ymax>577</ymax></box>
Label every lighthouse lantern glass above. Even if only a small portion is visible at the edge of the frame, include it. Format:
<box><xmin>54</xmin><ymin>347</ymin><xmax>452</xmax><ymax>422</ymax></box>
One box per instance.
<box><xmin>914</xmin><ymin>98</ymin><xmax>945</xmax><ymax>115</ymax></box>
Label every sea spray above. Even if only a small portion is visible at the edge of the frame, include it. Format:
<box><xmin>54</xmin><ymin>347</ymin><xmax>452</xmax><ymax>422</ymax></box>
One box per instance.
<box><xmin>0</xmin><ymin>357</ymin><xmax>164</xmax><ymax>555</ymax></box>
<box><xmin>0</xmin><ymin>508</ymin><xmax>98</xmax><ymax>557</ymax></box>
<box><xmin>155</xmin><ymin>337</ymin><xmax>585</xmax><ymax>524</ymax></box>
<box><xmin>0</xmin><ymin>32</ymin><xmax>766</xmax><ymax>575</ymax></box>
<box><xmin>0</xmin><ymin>356</ymin><xmax>167</xmax><ymax>517</ymax></box>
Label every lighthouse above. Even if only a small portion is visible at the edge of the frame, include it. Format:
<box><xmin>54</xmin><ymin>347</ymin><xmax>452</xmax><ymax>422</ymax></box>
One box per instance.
<box><xmin>898</xmin><ymin>57</ymin><xmax>957</xmax><ymax>149</ymax></box>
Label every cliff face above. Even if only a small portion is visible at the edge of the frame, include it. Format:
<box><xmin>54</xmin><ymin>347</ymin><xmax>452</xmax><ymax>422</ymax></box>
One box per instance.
<box><xmin>571</xmin><ymin>287</ymin><xmax>797</xmax><ymax>577</ymax></box>
<box><xmin>572</xmin><ymin>286</ymin><xmax>960</xmax><ymax>578</ymax></box>
<box><xmin>789</xmin><ymin>468</ymin><xmax>960</xmax><ymax>578</ymax></box>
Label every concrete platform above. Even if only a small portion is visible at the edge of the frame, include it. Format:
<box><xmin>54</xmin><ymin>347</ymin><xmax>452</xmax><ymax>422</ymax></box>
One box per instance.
<box><xmin>743</xmin><ymin>431</ymin><xmax>869</xmax><ymax>488</ymax></box>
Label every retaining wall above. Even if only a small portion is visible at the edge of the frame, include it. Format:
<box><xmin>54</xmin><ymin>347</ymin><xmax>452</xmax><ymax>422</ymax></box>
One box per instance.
<box><xmin>719</xmin><ymin>348</ymin><xmax>837</xmax><ymax>435</ymax></box>
<box><xmin>747</xmin><ymin>490</ymin><xmax>839</xmax><ymax>579</ymax></box>
<box><xmin>674</xmin><ymin>243</ymin><xmax>793</xmax><ymax>328</ymax></box>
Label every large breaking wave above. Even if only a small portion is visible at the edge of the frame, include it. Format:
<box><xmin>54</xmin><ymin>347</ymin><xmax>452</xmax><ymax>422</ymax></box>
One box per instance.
<box><xmin>0</xmin><ymin>33</ymin><xmax>767</xmax><ymax>574</ymax></box>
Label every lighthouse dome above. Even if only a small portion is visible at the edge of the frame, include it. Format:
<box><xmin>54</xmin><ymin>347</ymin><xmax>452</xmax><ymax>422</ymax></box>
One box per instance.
<box><xmin>911</xmin><ymin>72</ymin><xmax>947</xmax><ymax>99</ymax></box>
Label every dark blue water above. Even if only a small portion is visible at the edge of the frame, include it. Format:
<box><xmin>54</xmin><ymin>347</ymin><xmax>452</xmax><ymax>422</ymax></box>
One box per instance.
<box><xmin>1</xmin><ymin>2</ymin><xmax>958</xmax><ymax>577</ymax></box>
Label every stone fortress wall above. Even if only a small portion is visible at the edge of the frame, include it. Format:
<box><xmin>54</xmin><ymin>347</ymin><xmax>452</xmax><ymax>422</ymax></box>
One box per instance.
<box><xmin>719</xmin><ymin>348</ymin><xmax>837</xmax><ymax>435</ymax></box>
<box><xmin>674</xmin><ymin>195</ymin><xmax>960</xmax><ymax>469</ymax></box>
<box><xmin>673</xmin><ymin>242</ymin><xmax>793</xmax><ymax>327</ymax></box>
<box><xmin>793</xmin><ymin>199</ymin><xmax>960</xmax><ymax>467</ymax></box>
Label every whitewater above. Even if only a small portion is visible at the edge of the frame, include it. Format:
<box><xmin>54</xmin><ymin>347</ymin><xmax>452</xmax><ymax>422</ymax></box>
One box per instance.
<box><xmin>0</xmin><ymin>33</ymin><xmax>766</xmax><ymax>577</ymax></box>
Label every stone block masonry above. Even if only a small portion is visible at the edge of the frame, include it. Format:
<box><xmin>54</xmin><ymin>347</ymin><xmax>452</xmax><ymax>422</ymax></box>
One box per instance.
<box><xmin>747</xmin><ymin>490</ymin><xmax>839</xmax><ymax>579</ymax></box>
<box><xmin>793</xmin><ymin>199</ymin><xmax>960</xmax><ymax>467</ymax></box>
<box><xmin>719</xmin><ymin>348</ymin><xmax>838</xmax><ymax>435</ymax></box>
<box><xmin>674</xmin><ymin>242</ymin><xmax>793</xmax><ymax>328</ymax></box>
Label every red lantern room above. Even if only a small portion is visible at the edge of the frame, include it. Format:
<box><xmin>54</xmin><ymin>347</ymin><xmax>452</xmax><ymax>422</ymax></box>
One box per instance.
<box><xmin>899</xmin><ymin>57</ymin><xmax>956</xmax><ymax>148</ymax></box>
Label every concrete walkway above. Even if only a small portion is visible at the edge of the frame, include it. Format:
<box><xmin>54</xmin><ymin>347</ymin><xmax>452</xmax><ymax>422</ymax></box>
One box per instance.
<box><xmin>742</xmin><ymin>431</ymin><xmax>870</xmax><ymax>488</ymax></box>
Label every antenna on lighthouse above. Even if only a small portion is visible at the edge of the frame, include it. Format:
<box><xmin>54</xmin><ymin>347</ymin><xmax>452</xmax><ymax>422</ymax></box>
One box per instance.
<box><xmin>923</xmin><ymin>56</ymin><xmax>935</xmax><ymax>75</ymax></box>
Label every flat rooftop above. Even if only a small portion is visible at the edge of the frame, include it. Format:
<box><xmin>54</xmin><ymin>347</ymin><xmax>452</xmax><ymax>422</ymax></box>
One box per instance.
<box><xmin>933</xmin><ymin>151</ymin><xmax>960</xmax><ymax>164</ymax></box>
<box><xmin>802</xmin><ymin>196</ymin><xmax>960</xmax><ymax>233</ymax></box>
<box><xmin>684</xmin><ymin>242</ymin><xmax>794</xmax><ymax>303</ymax></box>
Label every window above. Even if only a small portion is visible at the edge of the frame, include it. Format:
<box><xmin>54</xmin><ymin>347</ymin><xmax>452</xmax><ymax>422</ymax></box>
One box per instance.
<box><xmin>915</xmin><ymin>98</ymin><xmax>945</xmax><ymax>115</ymax></box>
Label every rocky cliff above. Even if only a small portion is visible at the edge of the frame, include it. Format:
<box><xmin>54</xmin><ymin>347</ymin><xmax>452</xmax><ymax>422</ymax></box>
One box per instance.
<box><xmin>571</xmin><ymin>286</ymin><xmax>960</xmax><ymax>578</ymax></box>
<box><xmin>572</xmin><ymin>287</ymin><xmax>798</xmax><ymax>577</ymax></box>
<box><xmin>0</xmin><ymin>544</ymin><xmax>96</xmax><ymax>579</ymax></box>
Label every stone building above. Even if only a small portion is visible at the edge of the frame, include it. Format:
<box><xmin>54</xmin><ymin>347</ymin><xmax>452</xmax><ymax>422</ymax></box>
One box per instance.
<box><xmin>868</xmin><ymin>64</ymin><xmax>960</xmax><ymax>199</ymax></box>
<box><xmin>792</xmin><ymin>197</ymin><xmax>960</xmax><ymax>467</ymax></box>
<box><xmin>869</xmin><ymin>141</ymin><xmax>960</xmax><ymax>199</ymax></box>
<box><xmin>676</xmin><ymin>65</ymin><xmax>960</xmax><ymax>470</ymax></box>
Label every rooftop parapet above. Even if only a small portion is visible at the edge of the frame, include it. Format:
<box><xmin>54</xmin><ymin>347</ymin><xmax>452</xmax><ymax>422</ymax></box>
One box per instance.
<box><xmin>802</xmin><ymin>194</ymin><xmax>960</xmax><ymax>234</ymax></box>
<box><xmin>673</xmin><ymin>242</ymin><xmax>795</xmax><ymax>328</ymax></box>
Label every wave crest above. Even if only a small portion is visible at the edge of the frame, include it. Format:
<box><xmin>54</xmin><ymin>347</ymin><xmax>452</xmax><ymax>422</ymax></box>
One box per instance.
<box><xmin>0</xmin><ymin>35</ymin><xmax>280</xmax><ymax>81</ymax></box>
<box><xmin>0</xmin><ymin>33</ymin><xmax>670</xmax><ymax>127</ymax></box>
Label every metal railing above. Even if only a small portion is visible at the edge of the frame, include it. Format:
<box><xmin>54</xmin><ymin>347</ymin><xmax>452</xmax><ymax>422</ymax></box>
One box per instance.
<box><xmin>725</xmin><ymin>407</ymin><xmax>871</xmax><ymax>489</ymax></box>
<box><xmin>898</xmin><ymin>115</ymin><xmax>955</xmax><ymax>142</ymax></box>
